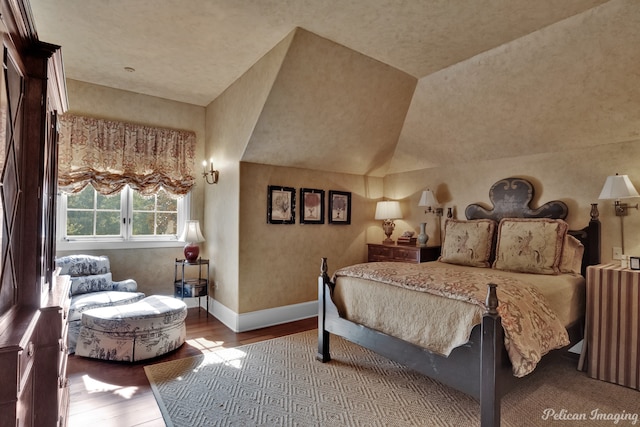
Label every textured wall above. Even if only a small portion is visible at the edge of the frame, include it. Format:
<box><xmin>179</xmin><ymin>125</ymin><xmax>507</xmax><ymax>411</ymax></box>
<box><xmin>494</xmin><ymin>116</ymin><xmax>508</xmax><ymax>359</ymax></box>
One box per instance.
<box><xmin>238</xmin><ymin>162</ymin><xmax>382</xmax><ymax>313</ymax></box>
<box><xmin>203</xmin><ymin>30</ymin><xmax>295</xmax><ymax>312</ymax></box>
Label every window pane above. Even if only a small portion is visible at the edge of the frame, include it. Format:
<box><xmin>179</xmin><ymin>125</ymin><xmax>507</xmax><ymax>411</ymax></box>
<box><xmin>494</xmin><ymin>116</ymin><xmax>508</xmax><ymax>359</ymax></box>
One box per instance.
<box><xmin>97</xmin><ymin>193</ymin><xmax>120</xmax><ymax>210</ymax></box>
<box><xmin>157</xmin><ymin>190</ymin><xmax>177</xmax><ymax>212</ymax></box>
<box><xmin>133</xmin><ymin>192</ymin><xmax>154</xmax><ymax>211</ymax></box>
<box><xmin>67</xmin><ymin>186</ymin><xmax>94</xmax><ymax>209</ymax></box>
<box><xmin>156</xmin><ymin>212</ymin><xmax>178</xmax><ymax>235</ymax></box>
<box><xmin>67</xmin><ymin>211</ymin><xmax>94</xmax><ymax>236</ymax></box>
<box><xmin>95</xmin><ymin>211</ymin><xmax>121</xmax><ymax>235</ymax></box>
<box><xmin>132</xmin><ymin>211</ymin><xmax>155</xmax><ymax>235</ymax></box>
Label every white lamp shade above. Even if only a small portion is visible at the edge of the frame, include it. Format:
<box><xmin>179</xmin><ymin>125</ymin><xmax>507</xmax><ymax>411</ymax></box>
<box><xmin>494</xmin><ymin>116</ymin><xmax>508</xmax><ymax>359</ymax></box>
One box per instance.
<box><xmin>418</xmin><ymin>189</ymin><xmax>439</xmax><ymax>208</ymax></box>
<box><xmin>179</xmin><ymin>220</ymin><xmax>205</xmax><ymax>243</ymax></box>
<box><xmin>598</xmin><ymin>174</ymin><xmax>640</xmax><ymax>200</ymax></box>
<box><xmin>375</xmin><ymin>201</ymin><xmax>402</xmax><ymax>220</ymax></box>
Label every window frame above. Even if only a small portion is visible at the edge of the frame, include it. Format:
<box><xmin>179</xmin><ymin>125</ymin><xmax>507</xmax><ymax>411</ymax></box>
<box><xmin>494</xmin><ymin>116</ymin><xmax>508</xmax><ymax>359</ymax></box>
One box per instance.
<box><xmin>56</xmin><ymin>185</ymin><xmax>190</xmax><ymax>251</ymax></box>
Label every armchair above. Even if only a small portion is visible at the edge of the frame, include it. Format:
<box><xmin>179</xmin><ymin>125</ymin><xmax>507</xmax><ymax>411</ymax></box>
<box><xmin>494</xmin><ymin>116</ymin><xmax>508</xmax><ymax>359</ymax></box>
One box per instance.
<box><xmin>55</xmin><ymin>254</ymin><xmax>145</xmax><ymax>354</ymax></box>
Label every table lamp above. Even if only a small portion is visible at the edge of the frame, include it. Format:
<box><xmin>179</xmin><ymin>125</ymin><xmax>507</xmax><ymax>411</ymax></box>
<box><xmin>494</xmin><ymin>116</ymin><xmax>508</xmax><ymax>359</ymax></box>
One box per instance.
<box><xmin>375</xmin><ymin>201</ymin><xmax>402</xmax><ymax>244</ymax></box>
<box><xmin>179</xmin><ymin>220</ymin><xmax>205</xmax><ymax>262</ymax></box>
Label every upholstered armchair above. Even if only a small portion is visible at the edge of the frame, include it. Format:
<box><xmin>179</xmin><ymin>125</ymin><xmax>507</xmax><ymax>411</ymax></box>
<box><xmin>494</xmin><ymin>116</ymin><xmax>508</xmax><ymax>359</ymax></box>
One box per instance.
<box><xmin>55</xmin><ymin>254</ymin><xmax>145</xmax><ymax>354</ymax></box>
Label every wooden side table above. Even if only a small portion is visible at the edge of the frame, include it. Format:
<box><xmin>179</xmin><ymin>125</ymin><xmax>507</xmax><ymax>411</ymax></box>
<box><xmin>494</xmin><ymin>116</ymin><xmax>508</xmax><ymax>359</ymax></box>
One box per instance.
<box><xmin>579</xmin><ymin>263</ymin><xmax>640</xmax><ymax>390</ymax></box>
<box><xmin>367</xmin><ymin>243</ymin><xmax>441</xmax><ymax>263</ymax></box>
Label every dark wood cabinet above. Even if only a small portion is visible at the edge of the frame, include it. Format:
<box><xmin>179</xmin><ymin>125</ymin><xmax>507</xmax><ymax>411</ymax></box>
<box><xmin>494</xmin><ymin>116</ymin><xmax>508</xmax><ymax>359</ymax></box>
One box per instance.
<box><xmin>0</xmin><ymin>0</ymin><xmax>68</xmax><ymax>426</ymax></box>
<box><xmin>367</xmin><ymin>244</ymin><xmax>441</xmax><ymax>263</ymax></box>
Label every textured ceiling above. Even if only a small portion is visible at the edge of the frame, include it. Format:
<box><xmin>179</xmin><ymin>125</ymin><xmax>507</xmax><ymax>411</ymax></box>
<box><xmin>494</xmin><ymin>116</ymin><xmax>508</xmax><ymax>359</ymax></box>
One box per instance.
<box><xmin>30</xmin><ymin>0</ymin><xmax>639</xmax><ymax>176</ymax></box>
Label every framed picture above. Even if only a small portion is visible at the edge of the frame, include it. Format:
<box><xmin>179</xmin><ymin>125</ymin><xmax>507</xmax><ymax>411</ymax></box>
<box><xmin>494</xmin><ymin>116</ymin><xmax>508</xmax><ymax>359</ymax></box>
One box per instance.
<box><xmin>300</xmin><ymin>188</ymin><xmax>325</xmax><ymax>224</ymax></box>
<box><xmin>630</xmin><ymin>257</ymin><xmax>640</xmax><ymax>270</ymax></box>
<box><xmin>267</xmin><ymin>186</ymin><xmax>295</xmax><ymax>224</ymax></box>
<box><xmin>328</xmin><ymin>190</ymin><xmax>351</xmax><ymax>224</ymax></box>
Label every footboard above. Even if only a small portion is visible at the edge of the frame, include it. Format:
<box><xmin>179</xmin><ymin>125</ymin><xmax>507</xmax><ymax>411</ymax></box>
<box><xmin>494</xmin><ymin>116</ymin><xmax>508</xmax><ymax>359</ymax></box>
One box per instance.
<box><xmin>316</xmin><ymin>257</ymin><xmax>514</xmax><ymax>427</ymax></box>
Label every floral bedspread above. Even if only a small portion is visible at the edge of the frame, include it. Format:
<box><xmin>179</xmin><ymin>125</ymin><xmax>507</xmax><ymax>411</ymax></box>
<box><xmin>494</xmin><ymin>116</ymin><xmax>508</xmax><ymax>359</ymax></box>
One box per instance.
<box><xmin>333</xmin><ymin>262</ymin><xmax>570</xmax><ymax>377</ymax></box>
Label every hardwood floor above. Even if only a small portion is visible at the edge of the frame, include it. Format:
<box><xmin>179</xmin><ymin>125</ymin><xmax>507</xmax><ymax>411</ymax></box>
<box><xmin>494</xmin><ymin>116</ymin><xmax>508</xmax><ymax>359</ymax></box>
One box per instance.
<box><xmin>67</xmin><ymin>308</ymin><xmax>317</xmax><ymax>427</ymax></box>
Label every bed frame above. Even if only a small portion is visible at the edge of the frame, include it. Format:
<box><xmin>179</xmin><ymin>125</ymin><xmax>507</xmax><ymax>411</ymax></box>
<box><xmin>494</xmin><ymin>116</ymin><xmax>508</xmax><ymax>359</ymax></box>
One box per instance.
<box><xmin>316</xmin><ymin>177</ymin><xmax>601</xmax><ymax>427</ymax></box>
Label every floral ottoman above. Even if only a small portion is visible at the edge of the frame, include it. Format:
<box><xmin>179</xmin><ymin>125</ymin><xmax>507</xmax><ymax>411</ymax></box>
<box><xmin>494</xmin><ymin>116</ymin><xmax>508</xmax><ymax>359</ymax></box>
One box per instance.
<box><xmin>75</xmin><ymin>295</ymin><xmax>187</xmax><ymax>362</ymax></box>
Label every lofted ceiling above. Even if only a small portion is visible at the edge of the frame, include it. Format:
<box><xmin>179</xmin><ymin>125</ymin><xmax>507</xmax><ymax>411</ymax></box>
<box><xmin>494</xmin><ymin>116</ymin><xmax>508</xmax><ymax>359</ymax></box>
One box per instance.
<box><xmin>30</xmin><ymin>0</ymin><xmax>640</xmax><ymax>176</ymax></box>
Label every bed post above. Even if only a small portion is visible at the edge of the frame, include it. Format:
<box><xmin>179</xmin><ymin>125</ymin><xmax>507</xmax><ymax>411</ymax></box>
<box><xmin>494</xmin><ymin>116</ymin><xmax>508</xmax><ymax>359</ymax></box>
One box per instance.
<box><xmin>317</xmin><ymin>257</ymin><xmax>331</xmax><ymax>362</ymax></box>
<box><xmin>481</xmin><ymin>283</ymin><xmax>502</xmax><ymax>427</ymax></box>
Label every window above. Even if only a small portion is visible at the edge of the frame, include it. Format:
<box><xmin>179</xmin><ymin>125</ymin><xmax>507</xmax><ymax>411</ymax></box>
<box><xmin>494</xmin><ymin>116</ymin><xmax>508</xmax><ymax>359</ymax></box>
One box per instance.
<box><xmin>57</xmin><ymin>185</ymin><xmax>190</xmax><ymax>250</ymax></box>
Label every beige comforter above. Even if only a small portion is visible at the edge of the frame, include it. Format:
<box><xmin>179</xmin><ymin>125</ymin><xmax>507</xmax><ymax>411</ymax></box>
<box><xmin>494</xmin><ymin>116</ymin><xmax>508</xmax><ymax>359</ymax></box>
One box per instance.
<box><xmin>333</xmin><ymin>261</ymin><xmax>581</xmax><ymax>377</ymax></box>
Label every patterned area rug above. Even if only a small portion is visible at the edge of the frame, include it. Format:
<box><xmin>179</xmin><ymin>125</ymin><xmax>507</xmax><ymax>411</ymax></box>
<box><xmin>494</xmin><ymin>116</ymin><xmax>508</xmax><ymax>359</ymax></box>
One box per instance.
<box><xmin>144</xmin><ymin>330</ymin><xmax>639</xmax><ymax>427</ymax></box>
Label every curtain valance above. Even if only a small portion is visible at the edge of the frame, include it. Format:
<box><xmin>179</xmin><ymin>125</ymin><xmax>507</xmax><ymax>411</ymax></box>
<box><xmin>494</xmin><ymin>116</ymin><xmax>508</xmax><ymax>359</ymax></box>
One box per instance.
<box><xmin>58</xmin><ymin>114</ymin><xmax>196</xmax><ymax>196</ymax></box>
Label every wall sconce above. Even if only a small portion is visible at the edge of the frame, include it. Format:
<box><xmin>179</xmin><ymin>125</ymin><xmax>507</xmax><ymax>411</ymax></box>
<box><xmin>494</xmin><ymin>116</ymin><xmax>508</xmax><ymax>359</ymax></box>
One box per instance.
<box><xmin>418</xmin><ymin>189</ymin><xmax>444</xmax><ymax>246</ymax></box>
<box><xmin>374</xmin><ymin>200</ymin><xmax>402</xmax><ymax>245</ymax></box>
<box><xmin>598</xmin><ymin>173</ymin><xmax>639</xmax><ymax>253</ymax></box>
<box><xmin>202</xmin><ymin>159</ymin><xmax>219</xmax><ymax>184</ymax></box>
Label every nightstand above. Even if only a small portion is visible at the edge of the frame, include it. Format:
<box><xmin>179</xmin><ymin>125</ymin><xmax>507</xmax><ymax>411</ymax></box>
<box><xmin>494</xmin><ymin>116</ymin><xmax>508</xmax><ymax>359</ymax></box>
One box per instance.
<box><xmin>367</xmin><ymin>243</ymin><xmax>441</xmax><ymax>263</ymax></box>
<box><xmin>579</xmin><ymin>263</ymin><xmax>640</xmax><ymax>390</ymax></box>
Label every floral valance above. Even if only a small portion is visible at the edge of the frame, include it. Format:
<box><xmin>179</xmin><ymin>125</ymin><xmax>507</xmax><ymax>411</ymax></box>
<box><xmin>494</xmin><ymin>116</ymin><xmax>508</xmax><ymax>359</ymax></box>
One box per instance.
<box><xmin>58</xmin><ymin>114</ymin><xmax>196</xmax><ymax>197</ymax></box>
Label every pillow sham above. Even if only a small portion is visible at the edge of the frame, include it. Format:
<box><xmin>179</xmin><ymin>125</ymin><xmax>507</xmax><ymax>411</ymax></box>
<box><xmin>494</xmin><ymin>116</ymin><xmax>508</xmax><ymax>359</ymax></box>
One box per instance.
<box><xmin>439</xmin><ymin>219</ymin><xmax>496</xmax><ymax>267</ymax></box>
<box><xmin>560</xmin><ymin>234</ymin><xmax>584</xmax><ymax>275</ymax></box>
<box><xmin>493</xmin><ymin>218</ymin><xmax>568</xmax><ymax>275</ymax></box>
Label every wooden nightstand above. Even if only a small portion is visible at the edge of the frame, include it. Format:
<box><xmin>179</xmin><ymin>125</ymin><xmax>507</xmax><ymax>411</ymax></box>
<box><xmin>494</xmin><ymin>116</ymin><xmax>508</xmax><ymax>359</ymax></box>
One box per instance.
<box><xmin>579</xmin><ymin>263</ymin><xmax>640</xmax><ymax>390</ymax></box>
<box><xmin>367</xmin><ymin>243</ymin><xmax>441</xmax><ymax>263</ymax></box>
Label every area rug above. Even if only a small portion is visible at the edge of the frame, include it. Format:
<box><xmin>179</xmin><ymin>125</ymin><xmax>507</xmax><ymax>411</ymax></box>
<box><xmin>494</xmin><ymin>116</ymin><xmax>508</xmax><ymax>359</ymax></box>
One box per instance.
<box><xmin>144</xmin><ymin>330</ymin><xmax>639</xmax><ymax>427</ymax></box>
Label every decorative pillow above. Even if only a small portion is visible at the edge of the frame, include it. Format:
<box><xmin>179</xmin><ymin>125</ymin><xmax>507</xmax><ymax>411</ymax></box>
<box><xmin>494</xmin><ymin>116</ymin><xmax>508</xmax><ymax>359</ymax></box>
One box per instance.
<box><xmin>70</xmin><ymin>273</ymin><xmax>116</xmax><ymax>296</ymax></box>
<box><xmin>493</xmin><ymin>218</ymin><xmax>568</xmax><ymax>275</ymax></box>
<box><xmin>439</xmin><ymin>219</ymin><xmax>496</xmax><ymax>267</ymax></box>
<box><xmin>560</xmin><ymin>234</ymin><xmax>584</xmax><ymax>275</ymax></box>
<box><xmin>56</xmin><ymin>255</ymin><xmax>110</xmax><ymax>277</ymax></box>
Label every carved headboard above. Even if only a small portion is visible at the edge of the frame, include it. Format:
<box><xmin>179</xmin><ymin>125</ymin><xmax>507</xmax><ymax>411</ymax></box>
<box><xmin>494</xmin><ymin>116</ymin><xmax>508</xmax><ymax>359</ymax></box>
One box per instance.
<box><xmin>465</xmin><ymin>177</ymin><xmax>568</xmax><ymax>221</ymax></box>
<box><xmin>464</xmin><ymin>177</ymin><xmax>601</xmax><ymax>274</ymax></box>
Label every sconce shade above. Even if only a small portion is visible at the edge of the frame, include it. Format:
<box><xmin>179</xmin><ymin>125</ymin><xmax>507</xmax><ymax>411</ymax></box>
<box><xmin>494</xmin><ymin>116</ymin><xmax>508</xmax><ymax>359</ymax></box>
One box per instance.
<box><xmin>375</xmin><ymin>201</ymin><xmax>402</xmax><ymax>220</ymax></box>
<box><xmin>179</xmin><ymin>220</ymin><xmax>205</xmax><ymax>262</ymax></box>
<box><xmin>598</xmin><ymin>174</ymin><xmax>640</xmax><ymax>200</ymax></box>
<box><xmin>418</xmin><ymin>190</ymin><xmax>439</xmax><ymax>208</ymax></box>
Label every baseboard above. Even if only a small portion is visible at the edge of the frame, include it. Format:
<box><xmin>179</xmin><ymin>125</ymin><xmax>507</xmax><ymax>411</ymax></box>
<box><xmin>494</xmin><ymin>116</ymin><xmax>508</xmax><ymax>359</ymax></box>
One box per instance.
<box><xmin>206</xmin><ymin>297</ymin><xmax>317</xmax><ymax>333</ymax></box>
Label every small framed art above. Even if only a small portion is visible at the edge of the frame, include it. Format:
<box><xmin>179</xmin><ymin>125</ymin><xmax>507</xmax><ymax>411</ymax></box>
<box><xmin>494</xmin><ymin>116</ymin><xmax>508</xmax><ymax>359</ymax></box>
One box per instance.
<box><xmin>267</xmin><ymin>185</ymin><xmax>296</xmax><ymax>224</ymax></box>
<box><xmin>328</xmin><ymin>190</ymin><xmax>351</xmax><ymax>225</ymax></box>
<box><xmin>630</xmin><ymin>256</ymin><xmax>640</xmax><ymax>270</ymax></box>
<box><xmin>300</xmin><ymin>188</ymin><xmax>325</xmax><ymax>224</ymax></box>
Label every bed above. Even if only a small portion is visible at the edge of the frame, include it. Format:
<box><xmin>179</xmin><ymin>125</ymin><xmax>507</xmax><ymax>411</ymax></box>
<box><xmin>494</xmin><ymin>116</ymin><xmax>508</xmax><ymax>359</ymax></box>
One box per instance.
<box><xmin>316</xmin><ymin>177</ymin><xmax>601</xmax><ymax>427</ymax></box>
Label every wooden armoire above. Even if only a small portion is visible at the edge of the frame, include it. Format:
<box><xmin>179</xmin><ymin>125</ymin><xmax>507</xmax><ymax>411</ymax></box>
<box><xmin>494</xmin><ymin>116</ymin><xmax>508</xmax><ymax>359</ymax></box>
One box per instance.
<box><xmin>0</xmin><ymin>0</ymin><xmax>69</xmax><ymax>426</ymax></box>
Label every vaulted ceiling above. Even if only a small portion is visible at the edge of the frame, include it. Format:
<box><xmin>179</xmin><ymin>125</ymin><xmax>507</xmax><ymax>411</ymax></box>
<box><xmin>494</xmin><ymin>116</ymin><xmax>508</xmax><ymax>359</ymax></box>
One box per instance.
<box><xmin>30</xmin><ymin>0</ymin><xmax>640</xmax><ymax>176</ymax></box>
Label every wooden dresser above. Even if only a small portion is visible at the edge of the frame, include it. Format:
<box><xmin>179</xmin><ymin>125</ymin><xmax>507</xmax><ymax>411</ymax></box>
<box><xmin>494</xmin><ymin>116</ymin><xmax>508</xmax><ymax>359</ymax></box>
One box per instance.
<box><xmin>367</xmin><ymin>243</ymin><xmax>441</xmax><ymax>263</ymax></box>
<box><xmin>0</xmin><ymin>0</ymin><xmax>68</xmax><ymax>425</ymax></box>
<box><xmin>34</xmin><ymin>274</ymin><xmax>72</xmax><ymax>426</ymax></box>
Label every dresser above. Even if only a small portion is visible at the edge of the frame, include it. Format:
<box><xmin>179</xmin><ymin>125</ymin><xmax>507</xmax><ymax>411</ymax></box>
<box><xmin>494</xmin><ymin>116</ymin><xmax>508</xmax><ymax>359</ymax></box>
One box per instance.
<box><xmin>34</xmin><ymin>274</ymin><xmax>72</xmax><ymax>426</ymax></box>
<box><xmin>367</xmin><ymin>244</ymin><xmax>441</xmax><ymax>263</ymax></box>
<box><xmin>580</xmin><ymin>263</ymin><xmax>640</xmax><ymax>390</ymax></box>
<box><xmin>0</xmin><ymin>0</ymin><xmax>68</xmax><ymax>425</ymax></box>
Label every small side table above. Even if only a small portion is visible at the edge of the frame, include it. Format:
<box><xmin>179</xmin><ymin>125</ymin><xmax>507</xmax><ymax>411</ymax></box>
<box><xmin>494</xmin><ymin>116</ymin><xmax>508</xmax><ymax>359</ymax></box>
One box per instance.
<box><xmin>174</xmin><ymin>258</ymin><xmax>209</xmax><ymax>316</ymax></box>
<box><xmin>579</xmin><ymin>263</ymin><xmax>640</xmax><ymax>390</ymax></box>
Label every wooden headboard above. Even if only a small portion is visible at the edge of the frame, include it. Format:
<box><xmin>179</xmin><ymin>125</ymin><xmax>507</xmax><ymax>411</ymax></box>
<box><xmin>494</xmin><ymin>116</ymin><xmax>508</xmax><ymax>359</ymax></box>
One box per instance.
<box><xmin>464</xmin><ymin>177</ymin><xmax>601</xmax><ymax>274</ymax></box>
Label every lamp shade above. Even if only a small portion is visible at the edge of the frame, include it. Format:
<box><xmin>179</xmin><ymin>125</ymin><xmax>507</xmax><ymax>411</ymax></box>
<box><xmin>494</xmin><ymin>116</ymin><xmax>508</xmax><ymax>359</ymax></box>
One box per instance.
<box><xmin>598</xmin><ymin>174</ymin><xmax>640</xmax><ymax>200</ymax></box>
<box><xmin>375</xmin><ymin>201</ymin><xmax>402</xmax><ymax>220</ymax></box>
<box><xmin>418</xmin><ymin>189</ymin><xmax>439</xmax><ymax>208</ymax></box>
<box><xmin>179</xmin><ymin>220</ymin><xmax>205</xmax><ymax>243</ymax></box>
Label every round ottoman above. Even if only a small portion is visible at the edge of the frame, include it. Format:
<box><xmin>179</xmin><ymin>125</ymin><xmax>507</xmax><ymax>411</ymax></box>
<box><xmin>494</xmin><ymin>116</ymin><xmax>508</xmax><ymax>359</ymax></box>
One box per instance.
<box><xmin>75</xmin><ymin>295</ymin><xmax>188</xmax><ymax>362</ymax></box>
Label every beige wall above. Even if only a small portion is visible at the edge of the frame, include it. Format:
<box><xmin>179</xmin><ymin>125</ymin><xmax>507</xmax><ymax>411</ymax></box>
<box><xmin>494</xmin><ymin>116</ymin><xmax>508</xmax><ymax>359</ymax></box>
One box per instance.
<box><xmin>238</xmin><ymin>162</ymin><xmax>382</xmax><ymax>313</ymax></box>
<box><xmin>384</xmin><ymin>139</ymin><xmax>640</xmax><ymax>264</ymax></box>
<box><xmin>56</xmin><ymin>80</ymin><xmax>206</xmax><ymax>296</ymax></box>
